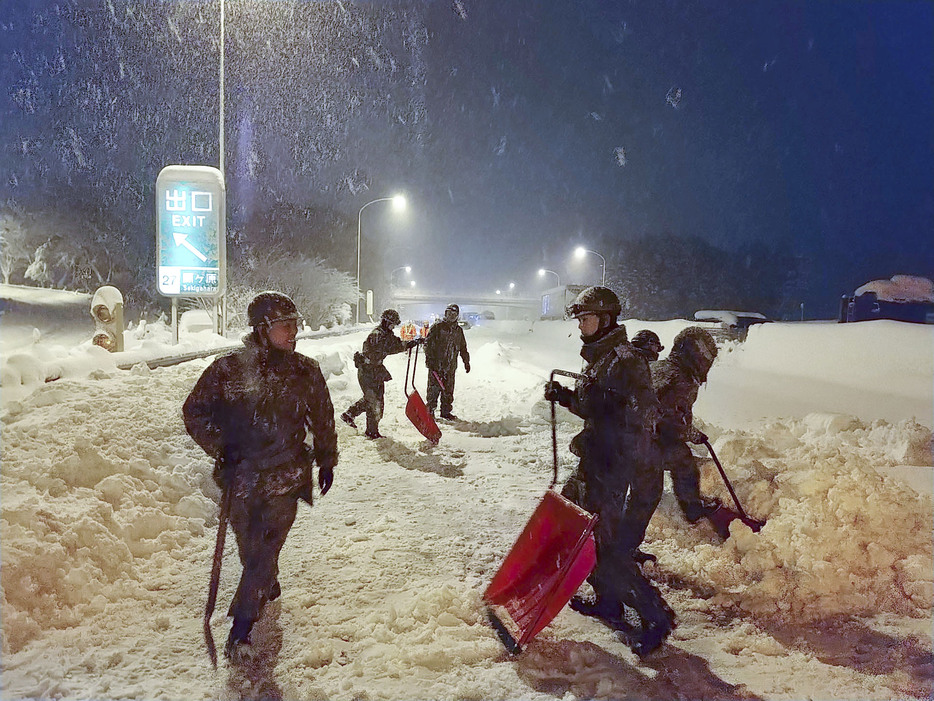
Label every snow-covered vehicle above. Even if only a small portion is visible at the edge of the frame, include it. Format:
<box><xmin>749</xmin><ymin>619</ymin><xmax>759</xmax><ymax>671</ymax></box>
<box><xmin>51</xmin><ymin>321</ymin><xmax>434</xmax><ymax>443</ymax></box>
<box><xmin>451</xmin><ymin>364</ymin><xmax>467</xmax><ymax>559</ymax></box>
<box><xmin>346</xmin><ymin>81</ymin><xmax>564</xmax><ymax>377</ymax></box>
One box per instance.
<box><xmin>839</xmin><ymin>275</ymin><xmax>934</xmax><ymax>324</ymax></box>
<box><xmin>693</xmin><ymin>310</ymin><xmax>772</xmax><ymax>341</ymax></box>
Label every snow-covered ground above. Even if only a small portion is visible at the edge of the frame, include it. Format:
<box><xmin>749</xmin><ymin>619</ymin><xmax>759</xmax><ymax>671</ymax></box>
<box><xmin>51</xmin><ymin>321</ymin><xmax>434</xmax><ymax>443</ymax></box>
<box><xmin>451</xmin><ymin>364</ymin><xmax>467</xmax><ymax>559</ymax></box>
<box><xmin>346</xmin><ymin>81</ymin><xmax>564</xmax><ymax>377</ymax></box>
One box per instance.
<box><xmin>2</xmin><ymin>285</ymin><xmax>932</xmax><ymax>700</ymax></box>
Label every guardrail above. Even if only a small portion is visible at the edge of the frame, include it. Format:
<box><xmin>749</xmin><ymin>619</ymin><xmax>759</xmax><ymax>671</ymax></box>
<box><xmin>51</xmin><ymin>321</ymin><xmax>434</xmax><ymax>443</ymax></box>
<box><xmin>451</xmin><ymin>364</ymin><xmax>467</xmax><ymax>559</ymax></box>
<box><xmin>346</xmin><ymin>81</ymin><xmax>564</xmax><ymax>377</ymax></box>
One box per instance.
<box><xmin>115</xmin><ymin>323</ymin><xmax>370</xmax><ymax>371</ymax></box>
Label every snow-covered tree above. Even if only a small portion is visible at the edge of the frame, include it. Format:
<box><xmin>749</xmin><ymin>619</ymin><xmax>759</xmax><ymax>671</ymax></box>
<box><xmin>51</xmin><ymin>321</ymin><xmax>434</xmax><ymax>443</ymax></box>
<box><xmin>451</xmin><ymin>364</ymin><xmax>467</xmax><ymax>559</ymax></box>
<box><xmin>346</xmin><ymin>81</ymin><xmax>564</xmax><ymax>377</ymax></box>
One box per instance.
<box><xmin>0</xmin><ymin>208</ymin><xmax>32</xmax><ymax>285</ymax></box>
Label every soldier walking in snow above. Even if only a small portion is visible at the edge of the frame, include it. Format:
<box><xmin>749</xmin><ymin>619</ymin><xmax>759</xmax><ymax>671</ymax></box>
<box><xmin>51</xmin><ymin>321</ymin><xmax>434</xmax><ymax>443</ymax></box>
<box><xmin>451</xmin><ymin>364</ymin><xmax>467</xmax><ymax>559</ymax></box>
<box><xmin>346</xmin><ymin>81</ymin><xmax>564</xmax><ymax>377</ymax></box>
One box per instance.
<box><xmin>425</xmin><ymin>303</ymin><xmax>470</xmax><ymax>420</ymax></box>
<box><xmin>651</xmin><ymin>326</ymin><xmax>722</xmax><ymax>523</ymax></box>
<box><xmin>341</xmin><ymin>308</ymin><xmax>421</xmax><ymax>439</ymax></box>
<box><xmin>544</xmin><ymin>286</ymin><xmax>674</xmax><ymax>656</ymax></box>
<box><xmin>183</xmin><ymin>291</ymin><xmax>338</xmax><ymax>661</ymax></box>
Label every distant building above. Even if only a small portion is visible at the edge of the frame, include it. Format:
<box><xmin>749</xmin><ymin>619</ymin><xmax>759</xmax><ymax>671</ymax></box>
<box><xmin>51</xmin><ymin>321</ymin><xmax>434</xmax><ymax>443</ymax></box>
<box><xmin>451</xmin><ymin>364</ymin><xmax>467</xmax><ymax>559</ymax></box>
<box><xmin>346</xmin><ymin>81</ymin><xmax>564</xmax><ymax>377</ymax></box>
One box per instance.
<box><xmin>540</xmin><ymin>284</ymin><xmax>587</xmax><ymax>320</ymax></box>
<box><xmin>839</xmin><ymin>275</ymin><xmax>934</xmax><ymax>324</ymax></box>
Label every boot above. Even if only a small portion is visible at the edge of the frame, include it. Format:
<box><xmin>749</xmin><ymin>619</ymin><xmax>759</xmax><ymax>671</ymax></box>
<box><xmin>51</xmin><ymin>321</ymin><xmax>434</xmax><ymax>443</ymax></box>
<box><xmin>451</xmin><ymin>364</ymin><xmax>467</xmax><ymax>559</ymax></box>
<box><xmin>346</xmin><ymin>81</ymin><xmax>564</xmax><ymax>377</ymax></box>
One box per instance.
<box><xmin>364</xmin><ymin>429</ymin><xmax>383</xmax><ymax>439</ymax></box>
<box><xmin>340</xmin><ymin>412</ymin><xmax>357</xmax><ymax>429</ymax></box>
<box><xmin>632</xmin><ymin>549</ymin><xmax>657</xmax><ymax>565</ymax></box>
<box><xmin>569</xmin><ymin>594</ymin><xmax>623</xmax><ymax>623</ymax></box>
<box><xmin>683</xmin><ymin>497</ymin><xmax>721</xmax><ymax>523</ymax></box>
<box><xmin>224</xmin><ymin>618</ymin><xmax>253</xmax><ymax>660</ymax></box>
<box><xmin>440</xmin><ymin>411</ymin><xmax>458</xmax><ymax>420</ymax></box>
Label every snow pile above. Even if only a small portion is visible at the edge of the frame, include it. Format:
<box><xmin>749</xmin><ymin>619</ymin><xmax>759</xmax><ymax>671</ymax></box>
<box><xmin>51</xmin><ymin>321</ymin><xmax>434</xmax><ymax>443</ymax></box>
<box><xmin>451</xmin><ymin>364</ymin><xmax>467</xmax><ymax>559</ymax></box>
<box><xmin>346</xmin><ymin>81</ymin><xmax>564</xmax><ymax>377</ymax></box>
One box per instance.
<box><xmin>647</xmin><ymin>414</ymin><xmax>933</xmax><ymax>623</ymax></box>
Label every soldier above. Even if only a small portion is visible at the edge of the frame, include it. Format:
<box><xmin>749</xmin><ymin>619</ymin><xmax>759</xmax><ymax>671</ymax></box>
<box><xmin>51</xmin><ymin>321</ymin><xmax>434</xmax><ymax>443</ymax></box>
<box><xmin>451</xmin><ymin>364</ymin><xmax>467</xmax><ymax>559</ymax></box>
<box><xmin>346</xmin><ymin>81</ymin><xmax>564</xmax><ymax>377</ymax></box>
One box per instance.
<box><xmin>183</xmin><ymin>291</ymin><xmax>338</xmax><ymax>660</ymax></box>
<box><xmin>424</xmin><ymin>303</ymin><xmax>470</xmax><ymax>420</ymax></box>
<box><xmin>544</xmin><ymin>286</ymin><xmax>673</xmax><ymax>657</ymax></box>
<box><xmin>341</xmin><ymin>309</ymin><xmax>420</xmax><ymax>439</ymax></box>
<box><xmin>631</xmin><ymin>329</ymin><xmax>665</xmax><ymax>362</ymax></box>
<box><xmin>651</xmin><ymin>326</ymin><xmax>722</xmax><ymax>523</ymax></box>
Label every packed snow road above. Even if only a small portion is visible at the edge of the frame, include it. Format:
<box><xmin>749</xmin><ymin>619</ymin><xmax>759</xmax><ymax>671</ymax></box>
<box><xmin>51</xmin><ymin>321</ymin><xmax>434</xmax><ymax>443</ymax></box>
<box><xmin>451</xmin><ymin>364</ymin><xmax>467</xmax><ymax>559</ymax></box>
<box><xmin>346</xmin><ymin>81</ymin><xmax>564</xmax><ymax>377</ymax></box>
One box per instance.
<box><xmin>1</xmin><ymin>320</ymin><xmax>931</xmax><ymax>699</ymax></box>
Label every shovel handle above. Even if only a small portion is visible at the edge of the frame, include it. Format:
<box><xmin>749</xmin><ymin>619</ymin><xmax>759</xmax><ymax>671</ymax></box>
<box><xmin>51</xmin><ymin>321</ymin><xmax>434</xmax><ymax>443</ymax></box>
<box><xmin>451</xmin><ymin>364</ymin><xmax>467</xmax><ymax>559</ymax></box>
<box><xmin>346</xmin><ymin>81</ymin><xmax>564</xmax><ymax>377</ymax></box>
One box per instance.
<box><xmin>549</xmin><ymin>369</ymin><xmax>585</xmax><ymax>489</ymax></box>
<box><xmin>404</xmin><ymin>343</ymin><xmax>419</xmax><ymax>398</ymax></box>
<box><xmin>702</xmin><ymin>439</ymin><xmax>752</xmax><ymax>521</ymax></box>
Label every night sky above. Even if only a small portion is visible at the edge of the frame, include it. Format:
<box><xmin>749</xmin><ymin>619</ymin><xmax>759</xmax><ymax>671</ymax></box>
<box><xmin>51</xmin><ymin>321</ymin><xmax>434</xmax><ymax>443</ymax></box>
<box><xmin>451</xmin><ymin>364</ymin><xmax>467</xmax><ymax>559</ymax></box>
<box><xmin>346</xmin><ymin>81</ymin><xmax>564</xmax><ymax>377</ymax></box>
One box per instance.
<box><xmin>2</xmin><ymin>0</ymin><xmax>932</xmax><ymax>317</ymax></box>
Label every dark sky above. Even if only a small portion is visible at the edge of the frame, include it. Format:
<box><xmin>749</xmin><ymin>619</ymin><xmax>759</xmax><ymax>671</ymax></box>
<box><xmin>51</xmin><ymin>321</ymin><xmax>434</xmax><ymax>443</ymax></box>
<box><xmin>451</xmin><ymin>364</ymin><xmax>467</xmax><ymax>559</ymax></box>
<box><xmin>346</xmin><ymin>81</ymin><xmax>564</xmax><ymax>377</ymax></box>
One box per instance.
<box><xmin>384</xmin><ymin>1</ymin><xmax>933</xmax><ymax>306</ymax></box>
<box><xmin>2</xmin><ymin>0</ymin><xmax>932</xmax><ymax>317</ymax></box>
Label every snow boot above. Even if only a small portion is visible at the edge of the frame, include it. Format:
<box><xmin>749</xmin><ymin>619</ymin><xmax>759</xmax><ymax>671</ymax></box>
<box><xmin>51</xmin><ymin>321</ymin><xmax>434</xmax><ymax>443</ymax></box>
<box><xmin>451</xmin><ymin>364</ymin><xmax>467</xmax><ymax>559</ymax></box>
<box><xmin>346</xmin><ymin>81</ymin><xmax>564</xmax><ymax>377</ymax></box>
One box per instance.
<box><xmin>340</xmin><ymin>412</ymin><xmax>357</xmax><ymax>429</ymax></box>
<box><xmin>224</xmin><ymin>618</ymin><xmax>254</xmax><ymax>661</ymax></box>
<box><xmin>364</xmin><ymin>429</ymin><xmax>383</xmax><ymax>440</ymax></box>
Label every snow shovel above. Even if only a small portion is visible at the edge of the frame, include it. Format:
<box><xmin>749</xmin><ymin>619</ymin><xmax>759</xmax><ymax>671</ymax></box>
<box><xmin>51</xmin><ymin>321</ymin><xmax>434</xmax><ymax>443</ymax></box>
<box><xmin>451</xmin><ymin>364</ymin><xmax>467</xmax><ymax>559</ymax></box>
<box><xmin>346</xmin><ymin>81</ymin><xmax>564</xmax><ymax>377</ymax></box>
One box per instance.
<box><xmin>404</xmin><ymin>344</ymin><xmax>441</xmax><ymax>444</ymax></box>
<box><xmin>482</xmin><ymin>369</ymin><xmax>598</xmax><ymax>654</ymax></box>
<box><xmin>204</xmin><ymin>479</ymin><xmax>232</xmax><ymax>669</ymax></box>
<box><xmin>702</xmin><ymin>439</ymin><xmax>767</xmax><ymax>538</ymax></box>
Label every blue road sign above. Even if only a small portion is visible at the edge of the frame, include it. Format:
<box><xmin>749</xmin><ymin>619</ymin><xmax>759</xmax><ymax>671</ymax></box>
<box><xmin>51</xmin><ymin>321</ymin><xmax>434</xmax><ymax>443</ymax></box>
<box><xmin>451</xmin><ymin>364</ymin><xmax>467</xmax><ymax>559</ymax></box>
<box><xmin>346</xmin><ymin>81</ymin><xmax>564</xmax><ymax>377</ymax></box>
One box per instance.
<box><xmin>156</xmin><ymin>165</ymin><xmax>226</xmax><ymax>297</ymax></box>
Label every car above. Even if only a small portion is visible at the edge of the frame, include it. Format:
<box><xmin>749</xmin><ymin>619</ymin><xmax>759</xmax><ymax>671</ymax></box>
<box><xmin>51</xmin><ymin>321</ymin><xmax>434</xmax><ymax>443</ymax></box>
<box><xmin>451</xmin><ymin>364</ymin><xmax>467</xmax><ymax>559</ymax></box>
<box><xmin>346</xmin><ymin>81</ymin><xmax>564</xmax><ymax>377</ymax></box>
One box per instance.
<box><xmin>693</xmin><ymin>310</ymin><xmax>771</xmax><ymax>341</ymax></box>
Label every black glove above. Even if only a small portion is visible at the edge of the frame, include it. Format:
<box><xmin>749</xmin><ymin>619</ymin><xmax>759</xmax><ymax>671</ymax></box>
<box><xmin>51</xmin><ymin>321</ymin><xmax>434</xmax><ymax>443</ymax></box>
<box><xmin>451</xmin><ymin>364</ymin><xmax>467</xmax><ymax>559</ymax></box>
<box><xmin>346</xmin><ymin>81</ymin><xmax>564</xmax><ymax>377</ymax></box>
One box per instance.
<box><xmin>405</xmin><ymin>338</ymin><xmax>422</xmax><ymax>349</ymax></box>
<box><xmin>688</xmin><ymin>428</ymin><xmax>708</xmax><ymax>445</ymax></box>
<box><xmin>318</xmin><ymin>465</ymin><xmax>334</xmax><ymax>495</ymax></box>
<box><xmin>544</xmin><ymin>381</ymin><xmax>572</xmax><ymax>406</ymax></box>
<box><xmin>464</xmin><ymin>360</ymin><xmax>471</xmax><ymax>373</ymax></box>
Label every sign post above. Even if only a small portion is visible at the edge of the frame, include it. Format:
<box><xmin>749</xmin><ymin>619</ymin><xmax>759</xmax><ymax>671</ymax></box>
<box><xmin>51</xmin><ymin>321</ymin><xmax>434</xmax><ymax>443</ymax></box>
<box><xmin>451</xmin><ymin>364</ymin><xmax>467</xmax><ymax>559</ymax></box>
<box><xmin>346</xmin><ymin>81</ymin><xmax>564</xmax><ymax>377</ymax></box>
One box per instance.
<box><xmin>156</xmin><ymin>165</ymin><xmax>226</xmax><ymax>342</ymax></box>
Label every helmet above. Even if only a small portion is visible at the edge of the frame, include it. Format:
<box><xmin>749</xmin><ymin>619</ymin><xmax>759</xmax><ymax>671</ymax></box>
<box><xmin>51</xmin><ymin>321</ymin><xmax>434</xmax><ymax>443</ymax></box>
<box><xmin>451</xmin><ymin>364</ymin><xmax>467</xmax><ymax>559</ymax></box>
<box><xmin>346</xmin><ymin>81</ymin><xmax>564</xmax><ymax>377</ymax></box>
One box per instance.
<box><xmin>247</xmin><ymin>291</ymin><xmax>300</xmax><ymax>328</ymax></box>
<box><xmin>631</xmin><ymin>330</ymin><xmax>664</xmax><ymax>354</ymax></box>
<box><xmin>565</xmin><ymin>286</ymin><xmax>621</xmax><ymax>319</ymax></box>
<box><xmin>445</xmin><ymin>304</ymin><xmax>460</xmax><ymax>316</ymax></box>
<box><xmin>381</xmin><ymin>308</ymin><xmax>401</xmax><ymax>326</ymax></box>
<box><xmin>670</xmin><ymin>326</ymin><xmax>718</xmax><ymax>381</ymax></box>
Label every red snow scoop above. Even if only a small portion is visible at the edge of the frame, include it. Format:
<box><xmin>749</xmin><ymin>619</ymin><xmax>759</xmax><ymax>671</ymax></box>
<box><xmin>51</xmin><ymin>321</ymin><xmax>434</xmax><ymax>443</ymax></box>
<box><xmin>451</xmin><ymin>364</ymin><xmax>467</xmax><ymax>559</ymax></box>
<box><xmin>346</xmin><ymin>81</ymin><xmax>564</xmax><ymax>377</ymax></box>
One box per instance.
<box><xmin>404</xmin><ymin>344</ymin><xmax>441</xmax><ymax>444</ymax></box>
<box><xmin>483</xmin><ymin>369</ymin><xmax>598</xmax><ymax>654</ymax></box>
<box><xmin>702</xmin><ymin>439</ymin><xmax>767</xmax><ymax>538</ymax></box>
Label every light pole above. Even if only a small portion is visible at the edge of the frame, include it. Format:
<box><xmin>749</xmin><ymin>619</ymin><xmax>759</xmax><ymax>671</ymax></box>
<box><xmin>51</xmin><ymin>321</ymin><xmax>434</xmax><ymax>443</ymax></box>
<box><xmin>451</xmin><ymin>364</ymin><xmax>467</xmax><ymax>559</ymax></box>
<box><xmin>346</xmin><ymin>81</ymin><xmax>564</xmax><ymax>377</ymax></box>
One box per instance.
<box><xmin>390</xmin><ymin>265</ymin><xmax>412</xmax><ymax>287</ymax></box>
<box><xmin>538</xmin><ymin>268</ymin><xmax>561</xmax><ymax>286</ymax></box>
<box><xmin>357</xmin><ymin>194</ymin><xmax>406</xmax><ymax>323</ymax></box>
<box><xmin>508</xmin><ymin>282</ymin><xmax>516</xmax><ymax>296</ymax></box>
<box><xmin>574</xmin><ymin>246</ymin><xmax>606</xmax><ymax>286</ymax></box>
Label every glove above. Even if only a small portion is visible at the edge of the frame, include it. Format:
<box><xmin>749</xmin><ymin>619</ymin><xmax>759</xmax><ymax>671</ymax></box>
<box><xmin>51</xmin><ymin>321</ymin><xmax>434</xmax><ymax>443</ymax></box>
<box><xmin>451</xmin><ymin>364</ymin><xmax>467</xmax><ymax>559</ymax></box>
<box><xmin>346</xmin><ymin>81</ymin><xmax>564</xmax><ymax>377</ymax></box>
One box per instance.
<box><xmin>405</xmin><ymin>339</ymin><xmax>419</xmax><ymax>349</ymax></box>
<box><xmin>318</xmin><ymin>465</ymin><xmax>334</xmax><ymax>495</ymax></box>
<box><xmin>464</xmin><ymin>361</ymin><xmax>471</xmax><ymax>373</ymax></box>
<box><xmin>688</xmin><ymin>428</ymin><xmax>708</xmax><ymax>445</ymax></box>
<box><xmin>544</xmin><ymin>381</ymin><xmax>573</xmax><ymax>406</ymax></box>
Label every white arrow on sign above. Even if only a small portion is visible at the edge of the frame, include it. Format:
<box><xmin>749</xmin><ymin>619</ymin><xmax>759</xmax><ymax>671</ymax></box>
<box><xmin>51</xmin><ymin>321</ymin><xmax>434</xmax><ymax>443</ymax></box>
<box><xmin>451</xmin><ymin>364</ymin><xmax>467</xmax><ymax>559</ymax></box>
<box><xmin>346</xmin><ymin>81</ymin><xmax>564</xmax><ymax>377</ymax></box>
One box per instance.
<box><xmin>173</xmin><ymin>232</ymin><xmax>208</xmax><ymax>262</ymax></box>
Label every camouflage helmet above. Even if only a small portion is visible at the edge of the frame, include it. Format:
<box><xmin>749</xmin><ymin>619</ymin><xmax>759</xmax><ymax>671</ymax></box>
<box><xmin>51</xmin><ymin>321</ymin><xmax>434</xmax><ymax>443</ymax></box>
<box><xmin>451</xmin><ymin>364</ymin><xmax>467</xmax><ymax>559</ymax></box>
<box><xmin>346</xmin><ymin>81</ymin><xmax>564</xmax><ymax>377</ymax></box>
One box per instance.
<box><xmin>445</xmin><ymin>303</ymin><xmax>460</xmax><ymax>316</ymax></box>
<box><xmin>381</xmin><ymin>308</ymin><xmax>401</xmax><ymax>326</ymax></box>
<box><xmin>247</xmin><ymin>291</ymin><xmax>300</xmax><ymax>328</ymax></box>
<box><xmin>670</xmin><ymin>326</ymin><xmax>718</xmax><ymax>380</ymax></box>
<box><xmin>631</xmin><ymin>330</ymin><xmax>664</xmax><ymax>354</ymax></box>
<box><xmin>565</xmin><ymin>286</ymin><xmax>621</xmax><ymax>319</ymax></box>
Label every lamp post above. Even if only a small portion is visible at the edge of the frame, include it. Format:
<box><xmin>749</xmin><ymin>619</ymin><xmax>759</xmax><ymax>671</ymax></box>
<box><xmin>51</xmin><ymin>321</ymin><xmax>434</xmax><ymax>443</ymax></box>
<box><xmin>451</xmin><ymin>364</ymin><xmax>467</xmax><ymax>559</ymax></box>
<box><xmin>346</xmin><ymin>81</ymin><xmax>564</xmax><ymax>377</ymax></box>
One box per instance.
<box><xmin>573</xmin><ymin>246</ymin><xmax>606</xmax><ymax>286</ymax></box>
<box><xmin>357</xmin><ymin>194</ymin><xmax>406</xmax><ymax>324</ymax></box>
<box><xmin>538</xmin><ymin>268</ymin><xmax>561</xmax><ymax>286</ymax></box>
<box><xmin>390</xmin><ymin>265</ymin><xmax>412</xmax><ymax>287</ymax></box>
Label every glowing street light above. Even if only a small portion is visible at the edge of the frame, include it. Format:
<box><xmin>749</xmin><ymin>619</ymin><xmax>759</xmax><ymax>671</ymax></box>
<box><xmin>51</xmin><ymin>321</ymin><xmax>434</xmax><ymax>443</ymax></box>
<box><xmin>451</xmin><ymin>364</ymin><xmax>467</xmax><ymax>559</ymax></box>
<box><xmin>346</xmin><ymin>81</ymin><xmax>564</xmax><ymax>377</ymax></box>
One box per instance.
<box><xmin>538</xmin><ymin>268</ymin><xmax>561</xmax><ymax>286</ymax></box>
<box><xmin>573</xmin><ymin>246</ymin><xmax>606</xmax><ymax>286</ymax></box>
<box><xmin>357</xmin><ymin>194</ymin><xmax>407</xmax><ymax>323</ymax></box>
<box><xmin>390</xmin><ymin>265</ymin><xmax>412</xmax><ymax>286</ymax></box>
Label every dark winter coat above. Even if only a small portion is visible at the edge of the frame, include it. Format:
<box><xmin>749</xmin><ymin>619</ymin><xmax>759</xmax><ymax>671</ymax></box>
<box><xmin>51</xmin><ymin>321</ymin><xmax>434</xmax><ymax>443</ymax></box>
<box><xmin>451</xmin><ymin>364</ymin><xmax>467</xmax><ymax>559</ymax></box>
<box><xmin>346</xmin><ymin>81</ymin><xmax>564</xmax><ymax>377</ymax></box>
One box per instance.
<box><xmin>650</xmin><ymin>357</ymin><xmax>701</xmax><ymax>444</ymax></box>
<box><xmin>563</xmin><ymin>325</ymin><xmax>657</xmax><ymax>470</ymax></box>
<box><xmin>183</xmin><ymin>333</ymin><xmax>338</xmax><ymax>499</ymax></box>
<box><xmin>424</xmin><ymin>320</ymin><xmax>469</xmax><ymax>373</ymax></box>
<box><xmin>354</xmin><ymin>322</ymin><xmax>408</xmax><ymax>383</ymax></box>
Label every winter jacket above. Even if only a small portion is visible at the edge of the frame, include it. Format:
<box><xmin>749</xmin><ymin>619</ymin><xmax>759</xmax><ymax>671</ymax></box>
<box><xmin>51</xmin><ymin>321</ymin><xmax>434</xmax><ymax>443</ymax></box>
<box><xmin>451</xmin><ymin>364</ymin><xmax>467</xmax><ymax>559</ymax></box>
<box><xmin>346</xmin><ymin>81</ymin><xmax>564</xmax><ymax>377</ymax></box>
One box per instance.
<box><xmin>183</xmin><ymin>333</ymin><xmax>338</xmax><ymax>498</ymax></box>
<box><xmin>563</xmin><ymin>325</ymin><xmax>657</xmax><ymax>468</ymax></box>
<box><xmin>354</xmin><ymin>323</ymin><xmax>408</xmax><ymax>383</ymax></box>
<box><xmin>650</xmin><ymin>358</ymin><xmax>701</xmax><ymax>444</ymax></box>
<box><xmin>425</xmin><ymin>320</ymin><xmax>469</xmax><ymax>373</ymax></box>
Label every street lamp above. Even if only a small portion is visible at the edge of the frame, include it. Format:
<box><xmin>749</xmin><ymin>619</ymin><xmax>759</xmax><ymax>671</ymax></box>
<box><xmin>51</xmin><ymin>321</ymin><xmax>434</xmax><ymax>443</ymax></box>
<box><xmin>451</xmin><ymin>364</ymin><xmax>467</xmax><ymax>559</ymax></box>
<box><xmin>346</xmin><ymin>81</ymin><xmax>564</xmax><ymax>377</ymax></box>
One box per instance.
<box><xmin>357</xmin><ymin>194</ymin><xmax>407</xmax><ymax>323</ymax></box>
<box><xmin>508</xmin><ymin>282</ymin><xmax>516</xmax><ymax>295</ymax></box>
<box><xmin>538</xmin><ymin>268</ymin><xmax>561</xmax><ymax>286</ymax></box>
<box><xmin>573</xmin><ymin>246</ymin><xmax>606</xmax><ymax>286</ymax></box>
<box><xmin>390</xmin><ymin>265</ymin><xmax>412</xmax><ymax>287</ymax></box>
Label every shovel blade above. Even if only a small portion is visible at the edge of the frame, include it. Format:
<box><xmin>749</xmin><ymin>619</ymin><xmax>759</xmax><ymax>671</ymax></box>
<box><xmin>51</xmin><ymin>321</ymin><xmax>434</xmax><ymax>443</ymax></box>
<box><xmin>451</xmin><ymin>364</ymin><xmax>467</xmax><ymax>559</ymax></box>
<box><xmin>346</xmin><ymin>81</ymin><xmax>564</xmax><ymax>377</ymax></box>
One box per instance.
<box><xmin>405</xmin><ymin>390</ymin><xmax>442</xmax><ymax>444</ymax></box>
<box><xmin>707</xmin><ymin>505</ymin><xmax>766</xmax><ymax>539</ymax></box>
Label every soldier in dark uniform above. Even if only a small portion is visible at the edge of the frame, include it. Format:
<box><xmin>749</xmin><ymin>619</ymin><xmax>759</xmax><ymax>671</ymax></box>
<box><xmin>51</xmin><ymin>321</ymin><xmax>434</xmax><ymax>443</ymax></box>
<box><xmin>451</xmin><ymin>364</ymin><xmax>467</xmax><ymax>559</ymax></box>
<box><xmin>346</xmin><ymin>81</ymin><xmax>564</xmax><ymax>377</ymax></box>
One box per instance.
<box><xmin>651</xmin><ymin>326</ymin><xmax>722</xmax><ymax>522</ymax></box>
<box><xmin>183</xmin><ymin>291</ymin><xmax>338</xmax><ymax>660</ymax></box>
<box><xmin>631</xmin><ymin>330</ymin><xmax>665</xmax><ymax>362</ymax></box>
<box><xmin>544</xmin><ymin>286</ymin><xmax>674</xmax><ymax>657</ymax></box>
<box><xmin>424</xmin><ymin>303</ymin><xmax>470</xmax><ymax>419</ymax></box>
<box><xmin>341</xmin><ymin>309</ymin><xmax>420</xmax><ymax>439</ymax></box>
